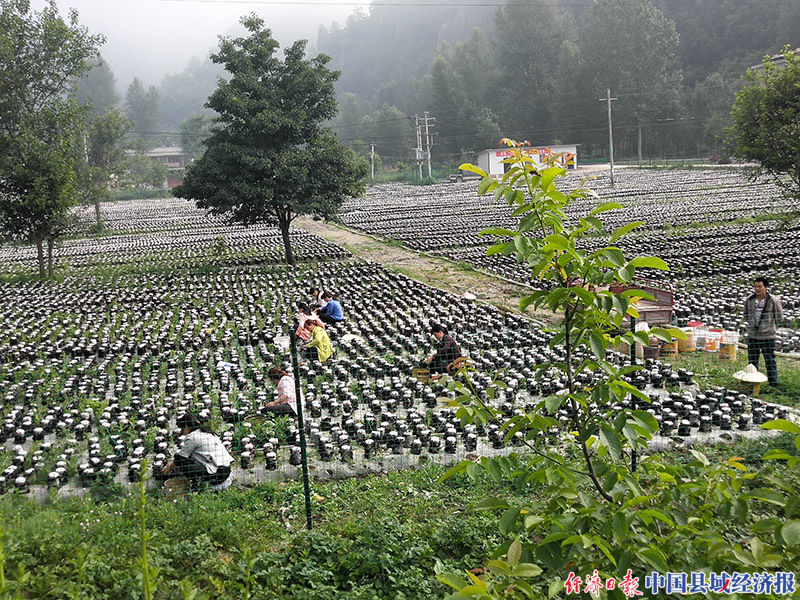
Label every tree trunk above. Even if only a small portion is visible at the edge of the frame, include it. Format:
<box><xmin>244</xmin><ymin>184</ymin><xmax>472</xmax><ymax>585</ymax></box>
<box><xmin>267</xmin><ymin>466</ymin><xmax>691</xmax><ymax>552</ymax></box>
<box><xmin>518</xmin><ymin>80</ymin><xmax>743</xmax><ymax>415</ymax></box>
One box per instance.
<box><xmin>94</xmin><ymin>197</ymin><xmax>101</xmax><ymax>225</ymax></box>
<box><xmin>35</xmin><ymin>238</ymin><xmax>46</xmax><ymax>279</ymax></box>
<box><xmin>637</xmin><ymin>123</ymin><xmax>643</xmax><ymax>164</ymax></box>
<box><xmin>47</xmin><ymin>238</ymin><xmax>54</xmax><ymax>278</ymax></box>
<box><xmin>278</xmin><ymin>212</ymin><xmax>295</xmax><ymax>266</ymax></box>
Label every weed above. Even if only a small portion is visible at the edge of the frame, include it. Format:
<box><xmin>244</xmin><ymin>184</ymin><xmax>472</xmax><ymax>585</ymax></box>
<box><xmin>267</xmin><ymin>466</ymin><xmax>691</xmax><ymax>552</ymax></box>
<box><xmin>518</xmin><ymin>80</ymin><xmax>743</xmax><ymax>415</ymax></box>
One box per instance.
<box><xmin>138</xmin><ymin>461</ymin><xmax>159</xmax><ymax>600</ymax></box>
<box><xmin>70</xmin><ymin>550</ymin><xmax>88</xmax><ymax>600</ymax></box>
<box><xmin>0</xmin><ymin>524</ymin><xmax>6</xmax><ymax>599</ymax></box>
<box><xmin>11</xmin><ymin>562</ymin><xmax>29</xmax><ymax>600</ymax></box>
<box><xmin>179</xmin><ymin>579</ymin><xmax>198</xmax><ymax>600</ymax></box>
<box><xmin>668</xmin><ymin>349</ymin><xmax>800</xmax><ymax>407</ymax></box>
<box><xmin>455</xmin><ymin>260</ymin><xmax>475</xmax><ymax>272</ymax></box>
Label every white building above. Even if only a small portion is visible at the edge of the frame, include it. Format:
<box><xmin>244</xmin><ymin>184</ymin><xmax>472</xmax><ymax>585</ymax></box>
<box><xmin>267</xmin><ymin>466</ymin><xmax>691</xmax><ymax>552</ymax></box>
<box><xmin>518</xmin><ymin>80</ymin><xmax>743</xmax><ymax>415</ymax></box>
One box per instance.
<box><xmin>475</xmin><ymin>144</ymin><xmax>578</xmax><ymax>177</ymax></box>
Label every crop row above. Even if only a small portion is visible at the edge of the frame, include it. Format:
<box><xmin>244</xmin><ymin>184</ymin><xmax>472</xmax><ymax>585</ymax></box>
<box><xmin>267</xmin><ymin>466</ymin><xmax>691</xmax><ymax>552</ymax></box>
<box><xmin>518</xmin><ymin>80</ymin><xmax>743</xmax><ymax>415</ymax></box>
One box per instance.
<box><xmin>338</xmin><ymin>170</ymin><xmax>800</xmax><ymax>351</ymax></box>
<box><xmin>2</xmin><ymin>255</ymin><xmax>783</xmax><ymax>495</ymax></box>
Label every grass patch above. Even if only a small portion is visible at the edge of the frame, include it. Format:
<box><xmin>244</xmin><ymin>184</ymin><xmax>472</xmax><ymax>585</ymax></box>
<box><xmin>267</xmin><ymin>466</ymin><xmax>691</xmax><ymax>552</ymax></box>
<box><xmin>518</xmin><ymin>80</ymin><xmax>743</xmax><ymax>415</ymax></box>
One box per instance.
<box><xmin>1</xmin><ymin>437</ymin><xmax>797</xmax><ymax>599</ymax></box>
<box><xmin>666</xmin><ymin>349</ymin><xmax>800</xmax><ymax>406</ymax></box>
<box><xmin>455</xmin><ymin>260</ymin><xmax>476</xmax><ymax>272</ymax></box>
<box><xmin>0</xmin><ymin>464</ymin><xmax>509</xmax><ymax>600</ymax></box>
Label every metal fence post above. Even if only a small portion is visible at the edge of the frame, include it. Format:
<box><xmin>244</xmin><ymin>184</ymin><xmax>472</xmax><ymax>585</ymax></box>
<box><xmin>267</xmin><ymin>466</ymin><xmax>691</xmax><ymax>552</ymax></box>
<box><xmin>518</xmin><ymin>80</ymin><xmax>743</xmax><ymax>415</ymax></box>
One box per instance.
<box><xmin>289</xmin><ymin>329</ymin><xmax>313</xmax><ymax>530</ymax></box>
<box><xmin>630</xmin><ymin>315</ymin><xmax>638</xmax><ymax>473</ymax></box>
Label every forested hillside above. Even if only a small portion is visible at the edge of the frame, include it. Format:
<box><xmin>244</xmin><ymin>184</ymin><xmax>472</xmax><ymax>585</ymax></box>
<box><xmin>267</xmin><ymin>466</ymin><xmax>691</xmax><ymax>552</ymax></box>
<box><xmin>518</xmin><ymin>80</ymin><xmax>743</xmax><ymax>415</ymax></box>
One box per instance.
<box><xmin>319</xmin><ymin>0</ymin><xmax>800</xmax><ymax>166</ymax></box>
<box><xmin>77</xmin><ymin>0</ymin><xmax>799</xmax><ymax>164</ymax></box>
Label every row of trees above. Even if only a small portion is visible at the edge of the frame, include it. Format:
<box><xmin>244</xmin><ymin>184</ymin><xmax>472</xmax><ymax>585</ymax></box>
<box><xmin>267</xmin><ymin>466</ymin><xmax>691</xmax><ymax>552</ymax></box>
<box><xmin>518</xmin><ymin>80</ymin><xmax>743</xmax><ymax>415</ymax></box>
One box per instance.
<box><xmin>0</xmin><ymin>1</ymin><xmax>366</xmax><ymax>276</ymax></box>
<box><xmin>0</xmin><ymin>0</ymin><xmax>103</xmax><ymax>277</ymax></box>
<box><xmin>48</xmin><ymin>0</ymin><xmax>797</xmax><ymax>170</ymax></box>
<box><xmin>0</xmin><ymin>0</ymin><xmax>177</xmax><ymax>277</ymax></box>
<box><xmin>322</xmin><ymin>0</ymin><xmax>799</xmax><ymax>165</ymax></box>
<box><xmin>72</xmin><ymin>41</ymin><xmax>223</xmax><ymax>148</ymax></box>
<box><xmin>2</xmin><ymin>0</ymin><xmax>796</xmax><ymax>281</ymax></box>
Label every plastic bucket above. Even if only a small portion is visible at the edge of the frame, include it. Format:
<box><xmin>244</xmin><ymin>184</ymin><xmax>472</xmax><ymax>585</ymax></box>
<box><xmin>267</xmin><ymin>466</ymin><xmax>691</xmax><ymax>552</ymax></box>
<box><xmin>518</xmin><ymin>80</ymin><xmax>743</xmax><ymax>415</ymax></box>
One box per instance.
<box><xmin>164</xmin><ymin>476</ymin><xmax>190</xmax><ymax>499</ymax></box>
<box><xmin>704</xmin><ymin>329</ymin><xmax>723</xmax><ymax>352</ymax></box>
<box><xmin>694</xmin><ymin>327</ymin><xmax>708</xmax><ymax>350</ymax></box>
<box><xmin>678</xmin><ymin>328</ymin><xmax>696</xmax><ymax>352</ymax></box>
<box><xmin>722</xmin><ymin>330</ymin><xmax>740</xmax><ymax>345</ymax></box>
<box><xmin>662</xmin><ymin>341</ymin><xmax>679</xmax><ymax>357</ymax></box>
<box><xmin>720</xmin><ymin>343</ymin><xmax>737</xmax><ymax>360</ymax></box>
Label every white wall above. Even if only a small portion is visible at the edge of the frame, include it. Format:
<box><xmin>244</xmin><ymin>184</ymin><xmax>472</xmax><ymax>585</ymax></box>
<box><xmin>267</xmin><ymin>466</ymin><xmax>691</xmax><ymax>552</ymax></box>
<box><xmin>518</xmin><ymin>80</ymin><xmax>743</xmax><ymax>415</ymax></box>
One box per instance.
<box><xmin>477</xmin><ymin>144</ymin><xmax>578</xmax><ymax>177</ymax></box>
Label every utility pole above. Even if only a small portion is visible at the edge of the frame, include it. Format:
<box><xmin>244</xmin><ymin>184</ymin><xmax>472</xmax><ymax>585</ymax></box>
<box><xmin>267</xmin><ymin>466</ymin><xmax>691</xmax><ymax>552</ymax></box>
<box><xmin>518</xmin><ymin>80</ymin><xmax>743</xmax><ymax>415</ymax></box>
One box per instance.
<box><xmin>599</xmin><ymin>88</ymin><xmax>617</xmax><ymax>186</ymax></box>
<box><xmin>370</xmin><ymin>141</ymin><xmax>375</xmax><ymax>184</ymax></box>
<box><xmin>423</xmin><ymin>111</ymin><xmax>435</xmax><ymax>179</ymax></box>
<box><xmin>413</xmin><ymin>115</ymin><xmax>423</xmax><ymax>179</ymax></box>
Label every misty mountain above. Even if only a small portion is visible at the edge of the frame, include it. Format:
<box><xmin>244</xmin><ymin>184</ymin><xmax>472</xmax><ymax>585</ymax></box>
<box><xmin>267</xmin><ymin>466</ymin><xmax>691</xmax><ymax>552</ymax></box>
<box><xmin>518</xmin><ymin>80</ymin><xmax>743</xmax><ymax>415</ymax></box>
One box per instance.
<box><xmin>88</xmin><ymin>0</ymin><xmax>799</xmax><ymax>162</ymax></box>
<box><xmin>317</xmin><ymin>2</ymin><xmax>495</xmax><ymax>113</ymax></box>
<box><xmin>158</xmin><ymin>56</ymin><xmax>224</xmax><ymax>130</ymax></box>
<box><xmin>318</xmin><ymin>0</ymin><xmax>799</xmax><ymax>164</ymax></box>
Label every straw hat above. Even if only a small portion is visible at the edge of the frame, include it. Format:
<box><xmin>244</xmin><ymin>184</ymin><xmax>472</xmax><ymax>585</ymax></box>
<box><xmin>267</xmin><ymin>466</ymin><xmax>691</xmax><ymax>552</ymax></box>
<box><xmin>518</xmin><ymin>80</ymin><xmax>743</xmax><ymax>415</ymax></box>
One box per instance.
<box><xmin>733</xmin><ymin>364</ymin><xmax>768</xmax><ymax>384</ymax></box>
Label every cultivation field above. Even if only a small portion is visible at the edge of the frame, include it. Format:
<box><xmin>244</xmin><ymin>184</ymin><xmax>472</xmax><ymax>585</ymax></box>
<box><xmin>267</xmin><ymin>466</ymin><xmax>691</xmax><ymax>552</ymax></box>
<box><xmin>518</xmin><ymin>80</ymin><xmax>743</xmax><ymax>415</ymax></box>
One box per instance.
<box><xmin>0</xmin><ymin>199</ymin><xmax>350</xmax><ymax>277</ymax></box>
<box><xmin>340</xmin><ymin>169</ymin><xmax>800</xmax><ymax>352</ymax></box>
<box><xmin>0</xmin><ymin>187</ymin><xmax>796</xmax><ymax>498</ymax></box>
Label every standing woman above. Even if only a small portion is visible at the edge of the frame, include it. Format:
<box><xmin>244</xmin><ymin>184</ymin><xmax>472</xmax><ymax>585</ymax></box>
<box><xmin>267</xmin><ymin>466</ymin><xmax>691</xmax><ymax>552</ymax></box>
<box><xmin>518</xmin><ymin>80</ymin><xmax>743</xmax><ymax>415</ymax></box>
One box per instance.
<box><xmin>162</xmin><ymin>413</ymin><xmax>234</xmax><ymax>490</ymax></box>
<box><xmin>263</xmin><ymin>366</ymin><xmax>298</xmax><ymax>415</ymax></box>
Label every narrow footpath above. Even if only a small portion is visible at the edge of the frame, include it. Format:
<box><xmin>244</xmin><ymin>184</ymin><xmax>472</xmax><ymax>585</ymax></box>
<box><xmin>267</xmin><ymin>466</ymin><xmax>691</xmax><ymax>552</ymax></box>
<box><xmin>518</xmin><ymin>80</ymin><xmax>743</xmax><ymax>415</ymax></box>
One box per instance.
<box><xmin>295</xmin><ymin>216</ymin><xmax>547</xmax><ymax>319</ymax></box>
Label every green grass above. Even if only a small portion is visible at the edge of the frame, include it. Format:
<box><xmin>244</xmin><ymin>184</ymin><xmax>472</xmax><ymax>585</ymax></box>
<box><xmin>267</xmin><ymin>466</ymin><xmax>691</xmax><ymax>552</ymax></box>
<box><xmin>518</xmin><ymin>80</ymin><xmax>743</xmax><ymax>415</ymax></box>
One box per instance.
<box><xmin>665</xmin><ymin>348</ymin><xmax>800</xmax><ymax>406</ymax></box>
<box><xmin>0</xmin><ymin>463</ymin><xmax>508</xmax><ymax>600</ymax></box>
<box><xmin>1</xmin><ymin>435</ymin><xmax>797</xmax><ymax>599</ymax></box>
<box><xmin>455</xmin><ymin>260</ymin><xmax>476</xmax><ymax>272</ymax></box>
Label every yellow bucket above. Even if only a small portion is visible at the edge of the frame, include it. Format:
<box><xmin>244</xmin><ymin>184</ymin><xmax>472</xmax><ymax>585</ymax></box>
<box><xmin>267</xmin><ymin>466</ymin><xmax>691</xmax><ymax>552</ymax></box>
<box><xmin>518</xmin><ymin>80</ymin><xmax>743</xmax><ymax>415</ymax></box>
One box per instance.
<box><xmin>719</xmin><ymin>343</ymin><xmax>737</xmax><ymax>360</ymax></box>
<box><xmin>662</xmin><ymin>341</ymin><xmax>679</xmax><ymax>358</ymax></box>
<box><xmin>678</xmin><ymin>330</ymin><xmax>696</xmax><ymax>352</ymax></box>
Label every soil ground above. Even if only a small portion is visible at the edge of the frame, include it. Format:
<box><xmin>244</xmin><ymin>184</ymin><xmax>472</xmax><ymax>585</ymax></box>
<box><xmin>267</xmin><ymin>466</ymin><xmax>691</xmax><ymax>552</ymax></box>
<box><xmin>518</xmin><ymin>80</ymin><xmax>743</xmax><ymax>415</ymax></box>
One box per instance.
<box><xmin>295</xmin><ymin>216</ymin><xmax>551</xmax><ymax>321</ymax></box>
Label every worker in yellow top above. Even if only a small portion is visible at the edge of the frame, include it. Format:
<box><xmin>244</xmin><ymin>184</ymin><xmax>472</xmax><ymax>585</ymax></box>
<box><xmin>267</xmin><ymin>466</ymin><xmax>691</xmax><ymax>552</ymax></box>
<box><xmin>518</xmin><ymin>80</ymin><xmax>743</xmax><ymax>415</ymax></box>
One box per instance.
<box><xmin>302</xmin><ymin>319</ymin><xmax>334</xmax><ymax>363</ymax></box>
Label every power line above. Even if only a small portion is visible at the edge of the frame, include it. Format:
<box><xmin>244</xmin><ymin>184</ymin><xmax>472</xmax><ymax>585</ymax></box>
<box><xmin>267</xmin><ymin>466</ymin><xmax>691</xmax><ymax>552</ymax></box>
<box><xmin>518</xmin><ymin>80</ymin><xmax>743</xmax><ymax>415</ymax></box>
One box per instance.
<box><xmin>156</xmin><ymin>0</ymin><xmax>595</xmax><ymax>7</ymax></box>
<box><xmin>330</xmin><ymin>116</ymin><xmax>413</xmax><ymax>129</ymax></box>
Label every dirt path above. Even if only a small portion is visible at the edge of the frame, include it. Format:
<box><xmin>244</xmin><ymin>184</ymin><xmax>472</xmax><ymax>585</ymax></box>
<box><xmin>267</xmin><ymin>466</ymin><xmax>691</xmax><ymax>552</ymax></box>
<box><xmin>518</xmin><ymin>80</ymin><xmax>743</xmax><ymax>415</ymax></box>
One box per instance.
<box><xmin>296</xmin><ymin>216</ymin><xmax>549</xmax><ymax>319</ymax></box>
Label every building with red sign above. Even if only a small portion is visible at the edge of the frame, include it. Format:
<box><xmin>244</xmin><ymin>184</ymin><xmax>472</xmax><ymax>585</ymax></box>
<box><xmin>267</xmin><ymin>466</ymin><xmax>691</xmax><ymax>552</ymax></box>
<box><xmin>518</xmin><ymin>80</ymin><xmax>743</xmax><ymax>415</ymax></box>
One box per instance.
<box><xmin>475</xmin><ymin>144</ymin><xmax>578</xmax><ymax>177</ymax></box>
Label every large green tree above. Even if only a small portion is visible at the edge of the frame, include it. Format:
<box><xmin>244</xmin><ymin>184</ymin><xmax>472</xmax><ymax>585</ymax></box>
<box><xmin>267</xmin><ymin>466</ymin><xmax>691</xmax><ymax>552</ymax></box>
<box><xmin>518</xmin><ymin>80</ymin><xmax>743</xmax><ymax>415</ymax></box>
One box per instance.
<box><xmin>125</xmin><ymin>154</ymin><xmax>168</xmax><ymax>190</ymax></box>
<box><xmin>158</xmin><ymin>56</ymin><xmax>222</xmax><ymax>129</ymax></box>
<box><xmin>75</xmin><ymin>56</ymin><xmax>119</xmax><ymax>121</ymax></box>
<box><xmin>125</xmin><ymin>77</ymin><xmax>161</xmax><ymax>146</ymax></box>
<box><xmin>179</xmin><ymin>112</ymin><xmax>214</xmax><ymax>163</ymax></box>
<box><xmin>82</xmin><ymin>109</ymin><xmax>131</xmax><ymax>224</ymax></box>
<box><xmin>174</xmin><ymin>15</ymin><xmax>367</xmax><ymax>265</ymax></box>
<box><xmin>492</xmin><ymin>0</ymin><xmax>576</xmax><ymax>136</ymax></box>
<box><xmin>430</xmin><ymin>31</ymin><xmax>502</xmax><ymax>158</ymax></box>
<box><xmin>684</xmin><ymin>72</ymin><xmax>742</xmax><ymax>158</ymax></box>
<box><xmin>574</xmin><ymin>0</ymin><xmax>682</xmax><ymax>161</ymax></box>
<box><xmin>0</xmin><ymin>0</ymin><xmax>102</xmax><ymax>277</ymax></box>
<box><xmin>358</xmin><ymin>104</ymin><xmax>415</xmax><ymax>168</ymax></box>
<box><xmin>726</xmin><ymin>47</ymin><xmax>800</xmax><ymax>199</ymax></box>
